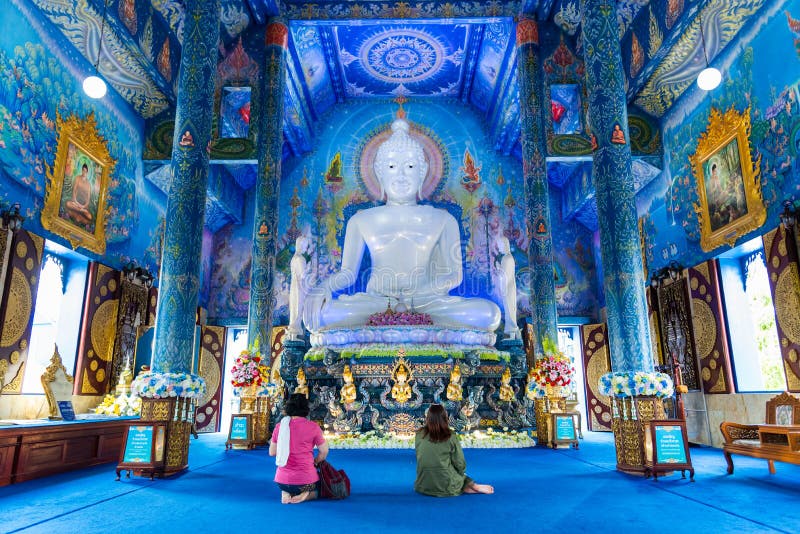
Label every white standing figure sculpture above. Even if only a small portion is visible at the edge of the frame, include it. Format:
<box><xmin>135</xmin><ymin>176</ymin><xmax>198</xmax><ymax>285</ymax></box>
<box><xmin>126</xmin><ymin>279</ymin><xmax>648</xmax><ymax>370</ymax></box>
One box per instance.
<box><xmin>303</xmin><ymin>117</ymin><xmax>501</xmax><ymax>333</ymax></box>
<box><xmin>287</xmin><ymin>235</ymin><xmax>313</xmax><ymax>340</ymax></box>
<box><xmin>493</xmin><ymin>235</ymin><xmax>520</xmax><ymax>340</ymax></box>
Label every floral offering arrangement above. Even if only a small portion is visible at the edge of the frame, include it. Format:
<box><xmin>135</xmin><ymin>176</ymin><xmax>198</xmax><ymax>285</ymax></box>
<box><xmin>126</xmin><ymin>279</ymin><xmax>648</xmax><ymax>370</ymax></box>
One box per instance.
<box><xmin>131</xmin><ymin>371</ymin><xmax>206</xmax><ymax>399</ymax></box>
<box><xmin>94</xmin><ymin>393</ymin><xmax>142</xmax><ymax>416</ymax></box>
<box><xmin>530</xmin><ymin>338</ymin><xmax>575</xmax><ymax>390</ymax></box>
<box><xmin>366</xmin><ymin>307</ymin><xmax>433</xmax><ymax>326</ymax></box>
<box><xmin>230</xmin><ymin>343</ymin><xmax>270</xmax><ymax>388</ymax></box>
<box><xmin>599</xmin><ymin>371</ymin><xmax>675</xmax><ymax>398</ymax></box>
<box><xmin>324</xmin><ymin>428</ymin><xmax>535</xmax><ymax>449</ymax></box>
<box><xmin>525</xmin><ymin>380</ymin><xmax>547</xmax><ymax>400</ymax></box>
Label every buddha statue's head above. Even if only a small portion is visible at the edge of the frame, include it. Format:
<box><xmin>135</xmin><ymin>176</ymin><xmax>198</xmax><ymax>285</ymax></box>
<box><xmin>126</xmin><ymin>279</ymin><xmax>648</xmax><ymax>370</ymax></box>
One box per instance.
<box><xmin>374</xmin><ymin>118</ymin><xmax>429</xmax><ymax>203</ymax></box>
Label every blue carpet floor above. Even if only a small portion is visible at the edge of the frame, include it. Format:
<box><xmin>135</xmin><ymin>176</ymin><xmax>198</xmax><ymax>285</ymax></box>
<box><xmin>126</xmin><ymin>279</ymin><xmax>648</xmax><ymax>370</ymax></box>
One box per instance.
<box><xmin>2</xmin><ymin>432</ymin><xmax>799</xmax><ymax>534</ymax></box>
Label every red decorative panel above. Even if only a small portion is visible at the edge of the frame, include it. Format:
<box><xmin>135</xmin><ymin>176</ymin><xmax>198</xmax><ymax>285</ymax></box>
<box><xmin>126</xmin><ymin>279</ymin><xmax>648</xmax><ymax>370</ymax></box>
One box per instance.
<box><xmin>763</xmin><ymin>226</ymin><xmax>800</xmax><ymax>392</ymax></box>
<box><xmin>74</xmin><ymin>263</ymin><xmax>121</xmax><ymax>395</ymax></box>
<box><xmin>580</xmin><ymin>323</ymin><xmax>612</xmax><ymax>432</ymax></box>
<box><xmin>195</xmin><ymin>325</ymin><xmax>226</xmax><ymax>433</ymax></box>
<box><xmin>0</xmin><ymin>230</ymin><xmax>43</xmax><ymax>393</ymax></box>
<box><xmin>688</xmin><ymin>260</ymin><xmax>734</xmax><ymax>393</ymax></box>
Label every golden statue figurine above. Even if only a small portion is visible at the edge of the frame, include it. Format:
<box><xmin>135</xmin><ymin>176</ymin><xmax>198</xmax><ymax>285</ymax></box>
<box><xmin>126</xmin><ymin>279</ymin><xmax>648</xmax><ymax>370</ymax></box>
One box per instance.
<box><xmin>294</xmin><ymin>367</ymin><xmax>309</xmax><ymax>397</ymax></box>
<box><xmin>340</xmin><ymin>364</ymin><xmax>357</xmax><ymax>404</ymax></box>
<box><xmin>391</xmin><ymin>354</ymin><xmax>413</xmax><ymax>404</ymax></box>
<box><xmin>498</xmin><ymin>367</ymin><xmax>515</xmax><ymax>402</ymax></box>
<box><xmin>446</xmin><ymin>364</ymin><xmax>463</xmax><ymax>402</ymax></box>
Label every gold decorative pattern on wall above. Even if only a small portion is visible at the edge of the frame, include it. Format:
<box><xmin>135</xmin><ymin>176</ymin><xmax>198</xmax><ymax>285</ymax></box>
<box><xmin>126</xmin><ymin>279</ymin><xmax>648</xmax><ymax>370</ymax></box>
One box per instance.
<box><xmin>91</xmin><ymin>300</ymin><xmax>119</xmax><ymax>362</ymax></box>
<box><xmin>581</xmin><ymin>324</ymin><xmax>612</xmax><ymax>431</ymax></box>
<box><xmin>691</xmin><ymin>298</ymin><xmax>716</xmax><ymax>359</ymax></box>
<box><xmin>775</xmin><ymin>266</ymin><xmax>800</xmax><ymax>345</ymax></box>
<box><xmin>198</xmin><ymin>347</ymin><xmax>220</xmax><ymax>408</ymax></box>
<box><xmin>763</xmin><ymin>225</ymin><xmax>800</xmax><ymax>392</ymax></box>
<box><xmin>0</xmin><ymin>230</ymin><xmax>43</xmax><ymax>394</ymax></box>
<box><xmin>0</xmin><ymin>269</ymin><xmax>31</xmax><ymax>348</ymax></box>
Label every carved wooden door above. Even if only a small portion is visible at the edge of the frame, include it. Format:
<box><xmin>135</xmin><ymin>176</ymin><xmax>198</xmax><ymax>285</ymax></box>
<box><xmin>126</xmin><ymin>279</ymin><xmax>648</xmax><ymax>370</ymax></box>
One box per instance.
<box><xmin>195</xmin><ymin>325</ymin><xmax>226</xmax><ymax>433</ymax></box>
<box><xmin>763</xmin><ymin>225</ymin><xmax>800</xmax><ymax>392</ymax></box>
<box><xmin>0</xmin><ymin>230</ymin><xmax>44</xmax><ymax>393</ymax></box>
<box><xmin>687</xmin><ymin>260</ymin><xmax>734</xmax><ymax>393</ymax></box>
<box><xmin>580</xmin><ymin>323</ymin><xmax>612</xmax><ymax>431</ymax></box>
<box><xmin>73</xmin><ymin>263</ymin><xmax>121</xmax><ymax>395</ymax></box>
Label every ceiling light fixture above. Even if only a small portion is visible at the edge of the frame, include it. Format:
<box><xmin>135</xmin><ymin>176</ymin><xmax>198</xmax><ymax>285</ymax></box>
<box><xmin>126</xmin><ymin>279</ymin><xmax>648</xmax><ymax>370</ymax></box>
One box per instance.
<box><xmin>696</xmin><ymin>10</ymin><xmax>721</xmax><ymax>91</ymax></box>
<box><xmin>83</xmin><ymin>0</ymin><xmax>109</xmax><ymax>99</ymax></box>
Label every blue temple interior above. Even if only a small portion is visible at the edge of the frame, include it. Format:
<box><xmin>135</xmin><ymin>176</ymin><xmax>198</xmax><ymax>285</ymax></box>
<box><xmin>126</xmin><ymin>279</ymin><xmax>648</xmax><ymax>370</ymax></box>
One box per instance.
<box><xmin>2</xmin><ymin>1</ymin><xmax>800</xmax><ymax>521</ymax></box>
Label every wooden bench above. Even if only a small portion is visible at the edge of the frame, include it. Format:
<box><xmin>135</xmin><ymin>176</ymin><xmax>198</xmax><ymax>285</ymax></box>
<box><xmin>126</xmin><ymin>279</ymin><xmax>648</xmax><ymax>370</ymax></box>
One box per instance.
<box><xmin>720</xmin><ymin>392</ymin><xmax>800</xmax><ymax>474</ymax></box>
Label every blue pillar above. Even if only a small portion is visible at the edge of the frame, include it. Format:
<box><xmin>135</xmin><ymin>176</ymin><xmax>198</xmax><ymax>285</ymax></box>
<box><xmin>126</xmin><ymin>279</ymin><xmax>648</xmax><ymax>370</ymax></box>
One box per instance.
<box><xmin>516</xmin><ymin>17</ymin><xmax>558</xmax><ymax>355</ymax></box>
<box><xmin>581</xmin><ymin>0</ymin><xmax>653</xmax><ymax>373</ymax></box>
<box><xmin>247</xmin><ymin>19</ymin><xmax>288</xmax><ymax>351</ymax></box>
<box><xmin>152</xmin><ymin>0</ymin><xmax>220</xmax><ymax>374</ymax></box>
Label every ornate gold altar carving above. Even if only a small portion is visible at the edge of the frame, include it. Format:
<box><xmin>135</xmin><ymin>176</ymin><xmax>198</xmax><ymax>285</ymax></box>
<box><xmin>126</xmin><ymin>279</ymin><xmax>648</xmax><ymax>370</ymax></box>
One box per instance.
<box><xmin>294</xmin><ymin>367</ymin><xmax>309</xmax><ymax>397</ymax></box>
<box><xmin>689</xmin><ymin>106</ymin><xmax>764</xmax><ymax>251</ymax></box>
<box><xmin>41</xmin><ymin>345</ymin><xmax>74</xmax><ymax>419</ymax></box>
<box><xmin>239</xmin><ymin>384</ymin><xmax>258</xmax><ymax>414</ymax></box>
<box><xmin>611</xmin><ymin>396</ymin><xmax>667</xmax><ymax>473</ymax></box>
<box><xmin>390</xmin><ymin>353</ymin><xmax>413</xmax><ymax>404</ymax></box>
<box><xmin>498</xmin><ymin>367</ymin><xmax>515</xmax><ymax>402</ymax></box>
<box><xmin>446</xmin><ymin>364</ymin><xmax>463</xmax><ymax>402</ymax></box>
<box><xmin>91</xmin><ymin>299</ymin><xmax>119</xmax><ymax>363</ymax></box>
<box><xmin>139</xmin><ymin>397</ymin><xmax>194</xmax><ymax>475</ymax></box>
<box><xmin>341</xmin><ymin>364</ymin><xmax>357</xmax><ymax>404</ymax></box>
<box><xmin>42</xmin><ymin>113</ymin><xmax>115</xmax><ymax>254</ymax></box>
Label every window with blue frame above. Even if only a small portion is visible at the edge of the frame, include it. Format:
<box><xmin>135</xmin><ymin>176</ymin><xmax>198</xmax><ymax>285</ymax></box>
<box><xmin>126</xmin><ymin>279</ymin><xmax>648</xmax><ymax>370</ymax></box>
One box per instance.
<box><xmin>719</xmin><ymin>239</ymin><xmax>785</xmax><ymax>392</ymax></box>
<box><xmin>21</xmin><ymin>241</ymin><xmax>88</xmax><ymax>394</ymax></box>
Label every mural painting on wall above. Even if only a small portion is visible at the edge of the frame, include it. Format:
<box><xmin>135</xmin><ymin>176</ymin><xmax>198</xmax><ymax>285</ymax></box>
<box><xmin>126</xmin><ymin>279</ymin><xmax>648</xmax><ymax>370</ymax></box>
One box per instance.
<box><xmin>41</xmin><ymin>113</ymin><xmax>113</xmax><ymax>255</ymax></box>
<box><xmin>0</xmin><ymin>3</ymin><xmax>160</xmax><ymax>273</ymax></box>
<box><xmin>689</xmin><ymin>106</ymin><xmax>765</xmax><ymax>252</ymax></box>
<box><xmin>644</xmin><ymin>5</ymin><xmax>800</xmax><ymax>272</ymax></box>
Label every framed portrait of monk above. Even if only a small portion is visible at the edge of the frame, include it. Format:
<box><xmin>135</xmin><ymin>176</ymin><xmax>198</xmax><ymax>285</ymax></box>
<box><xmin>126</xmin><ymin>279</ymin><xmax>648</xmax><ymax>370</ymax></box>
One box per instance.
<box><xmin>42</xmin><ymin>113</ymin><xmax>114</xmax><ymax>254</ymax></box>
<box><xmin>690</xmin><ymin>106</ymin><xmax>765</xmax><ymax>252</ymax></box>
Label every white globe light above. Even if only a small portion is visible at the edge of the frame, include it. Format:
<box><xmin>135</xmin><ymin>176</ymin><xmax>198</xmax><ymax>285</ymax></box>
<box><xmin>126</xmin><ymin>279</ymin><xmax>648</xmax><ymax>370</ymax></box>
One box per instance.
<box><xmin>697</xmin><ymin>67</ymin><xmax>721</xmax><ymax>91</ymax></box>
<box><xmin>83</xmin><ymin>75</ymin><xmax>107</xmax><ymax>99</ymax></box>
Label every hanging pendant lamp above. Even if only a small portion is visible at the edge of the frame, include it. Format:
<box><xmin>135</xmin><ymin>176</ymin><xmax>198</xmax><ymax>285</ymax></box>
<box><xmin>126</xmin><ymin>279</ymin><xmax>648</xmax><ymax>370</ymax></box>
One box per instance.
<box><xmin>83</xmin><ymin>0</ymin><xmax>109</xmax><ymax>99</ymax></box>
<box><xmin>696</xmin><ymin>10</ymin><xmax>721</xmax><ymax>91</ymax></box>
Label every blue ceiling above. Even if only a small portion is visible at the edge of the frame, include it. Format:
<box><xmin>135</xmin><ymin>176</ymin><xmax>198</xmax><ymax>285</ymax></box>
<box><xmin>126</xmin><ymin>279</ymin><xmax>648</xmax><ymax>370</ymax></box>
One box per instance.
<box><xmin>34</xmin><ymin>0</ymin><xmax>764</xmax><ymax>233</ymax></box>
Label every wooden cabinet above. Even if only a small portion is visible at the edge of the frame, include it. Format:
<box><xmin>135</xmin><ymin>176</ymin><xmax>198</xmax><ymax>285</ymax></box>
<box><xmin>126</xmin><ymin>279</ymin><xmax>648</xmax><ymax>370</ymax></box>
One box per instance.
<box><xmin>0</xmin><ymin>419</ymin><xmax>131</xmax><ymax>486</ymax></box>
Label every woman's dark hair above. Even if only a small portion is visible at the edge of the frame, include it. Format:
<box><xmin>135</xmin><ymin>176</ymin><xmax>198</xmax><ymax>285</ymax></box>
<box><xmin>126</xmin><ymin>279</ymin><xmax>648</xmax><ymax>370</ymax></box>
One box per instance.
<box><xmin>284</xmin><ymin>393</ymin><xmax>310</xmax><ymax>417</ymax></box>
<box><xmin>422</xmin><ymin>404</ymin><xmax>452</xmax><ymax>443</ymax></box>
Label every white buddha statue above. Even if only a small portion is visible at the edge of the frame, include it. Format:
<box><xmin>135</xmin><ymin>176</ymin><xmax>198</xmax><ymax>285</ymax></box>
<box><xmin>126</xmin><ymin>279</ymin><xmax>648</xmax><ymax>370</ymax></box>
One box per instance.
<box><xmin>287</xmin><ymin>235</ymin><xmax>313</xmax><ymax>340</ymax></box>
<box><xmin>303</xmin><ymin>117</ymin><xmax>501</xmax><ymax>333</ymax></box>
<box><xmin>492</xmin><ymin>235</ymin><xmax>520</xmax><ymax>340</ymax></box>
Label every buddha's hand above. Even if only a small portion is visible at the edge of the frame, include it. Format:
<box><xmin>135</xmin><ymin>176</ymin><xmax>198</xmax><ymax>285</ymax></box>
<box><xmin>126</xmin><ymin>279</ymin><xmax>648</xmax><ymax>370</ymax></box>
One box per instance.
<box><xmin>303</xmin><ymin>285</ymin><xmax>332</xmax><ymax>330</ymax></box>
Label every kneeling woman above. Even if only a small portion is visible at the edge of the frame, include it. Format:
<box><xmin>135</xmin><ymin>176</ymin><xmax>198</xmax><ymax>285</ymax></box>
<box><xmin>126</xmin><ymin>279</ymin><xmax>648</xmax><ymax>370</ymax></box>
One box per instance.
<box><xmin>415</xmin><ymin>404</ymin><xmax>494</xmax><ymax>496</ymax></box>
<box><xmin>269</xmin><ymin>393</ymin><xmax>329</xmax><ymax>504</ymax></box>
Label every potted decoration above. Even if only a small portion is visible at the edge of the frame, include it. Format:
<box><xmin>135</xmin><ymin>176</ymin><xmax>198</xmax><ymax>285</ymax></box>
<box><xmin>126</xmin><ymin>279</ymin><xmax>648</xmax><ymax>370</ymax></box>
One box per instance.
<box><xmin>230</xmin><ymin>340</ymin><xmax>271</xmax><ymax>413</ymax></box>
<box><xmin>527</xmin><ymin>337</ymin><xmax>575</xmax><ymax>403</ymax></box>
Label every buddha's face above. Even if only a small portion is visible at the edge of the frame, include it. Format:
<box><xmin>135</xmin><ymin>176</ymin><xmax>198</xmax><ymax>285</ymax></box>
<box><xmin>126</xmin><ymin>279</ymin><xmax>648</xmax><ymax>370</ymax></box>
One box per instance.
<box><xmin>375</xmin><ymin>147</ymin><xmax>428</xmax><ymax>203</ymax></box>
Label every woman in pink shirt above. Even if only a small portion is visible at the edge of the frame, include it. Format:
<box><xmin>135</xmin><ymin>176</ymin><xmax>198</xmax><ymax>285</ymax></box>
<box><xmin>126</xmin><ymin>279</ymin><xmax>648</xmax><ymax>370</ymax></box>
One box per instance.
<box><xmin>269</xmin><ymin>393</ymin><xmax>328</xmax><ymax>504</ymax></box>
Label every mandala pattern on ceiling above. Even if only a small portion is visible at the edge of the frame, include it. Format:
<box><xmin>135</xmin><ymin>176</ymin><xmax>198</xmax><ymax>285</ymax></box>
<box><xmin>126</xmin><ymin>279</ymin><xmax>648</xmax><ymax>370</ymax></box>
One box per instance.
<box><xmin>360</xmin><ymin>29</ymin><xmax>445</xmax><ymax>83</ymax></box>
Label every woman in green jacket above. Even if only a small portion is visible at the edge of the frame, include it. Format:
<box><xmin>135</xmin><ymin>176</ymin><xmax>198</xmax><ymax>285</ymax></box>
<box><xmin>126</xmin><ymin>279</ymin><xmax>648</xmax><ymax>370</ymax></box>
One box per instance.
<box><xmin>414</xmin><ymin>404</ymin><xmax>494</xmax><ymax>496</ymax></box>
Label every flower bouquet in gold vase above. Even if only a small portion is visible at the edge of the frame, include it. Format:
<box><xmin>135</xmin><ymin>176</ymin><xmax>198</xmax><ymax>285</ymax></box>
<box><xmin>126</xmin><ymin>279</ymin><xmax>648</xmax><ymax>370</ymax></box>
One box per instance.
<box><xmin>230</xmin><ymin>340</ymin><xmax>272</xmax><ymax>412</ymax></box>
<box><xmin>526</xmin><ymin>338</ymin><xmax>575</xmax><ymax>400</ymax></box>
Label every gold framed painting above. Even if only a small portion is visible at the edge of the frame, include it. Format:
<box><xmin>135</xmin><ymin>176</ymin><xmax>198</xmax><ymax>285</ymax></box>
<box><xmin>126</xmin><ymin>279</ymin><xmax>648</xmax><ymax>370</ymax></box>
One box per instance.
<box><xmin>42</xmin><ymin>113</ymin><xmax>114</xmax><ymax>254</ymax></box>
<box><xmin>689</xmin><ymin>106</ymin><xmax>765</xmax><ymax>251</ymax></box>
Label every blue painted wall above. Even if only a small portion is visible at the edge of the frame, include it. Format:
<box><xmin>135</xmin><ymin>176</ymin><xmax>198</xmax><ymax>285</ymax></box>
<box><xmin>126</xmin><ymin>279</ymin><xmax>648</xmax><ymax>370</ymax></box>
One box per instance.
<box><xmin>644</xmin><ymin>1</ymin><xmax>800</xmax><ymax>272</ymax></box>
<box><xmin>0</xmin><ymin>0</ymin><xmax>165</xmax><ymax>275</ymax></box>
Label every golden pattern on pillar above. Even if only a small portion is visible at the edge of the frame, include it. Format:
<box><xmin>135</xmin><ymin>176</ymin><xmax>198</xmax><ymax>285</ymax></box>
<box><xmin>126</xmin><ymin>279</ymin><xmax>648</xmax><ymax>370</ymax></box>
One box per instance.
<box><xmin>0</xmin><ymin>269</ymin><xmax>31</xmax><ymax>347</ymax></box>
